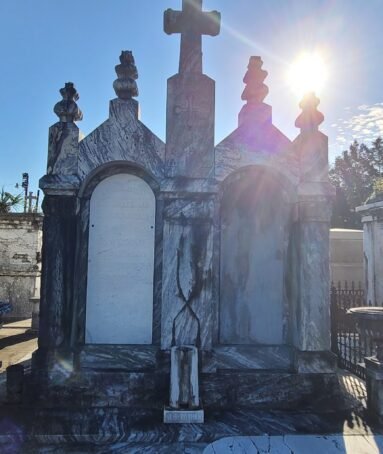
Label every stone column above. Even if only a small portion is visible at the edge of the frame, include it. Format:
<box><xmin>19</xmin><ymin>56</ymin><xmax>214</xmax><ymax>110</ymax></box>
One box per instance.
<box><xmin>163</xmin><ymin>1</ymin><xmax>220</xmax><ymax>178</ymax></box>
<box><xmin>37</xmin><ymin>195</ymin><xmax>77</xmax><ymax>351</ymax></box>
<box><xmin>161</xmin><ymin>193</ymin><xmax>215</xmax><ymax>351</ymax></box>
<box><xmin>32</xmin><ymin>83</ymin><xmax>82</xmax><ymax>382</ymax></box>
<box><xmin>356</xmin><ymin>184</ymin><xmax>383</xmax><ymax>306</ymax></box>
<box><xmin>292</xmin><ymin>93</ymin><xmax>336</xmax><ymax>373</ymax></box>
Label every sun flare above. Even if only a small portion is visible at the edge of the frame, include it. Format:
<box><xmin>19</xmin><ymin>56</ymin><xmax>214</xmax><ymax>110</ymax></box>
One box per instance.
<box><xmin>287</xmin><ymin>52</ymin><xmax>328</xmax><ymax>98</ymax></box>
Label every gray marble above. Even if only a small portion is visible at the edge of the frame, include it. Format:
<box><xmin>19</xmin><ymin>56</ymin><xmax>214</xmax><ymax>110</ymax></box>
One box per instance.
<box><xmin>161</xmin><ymin>197</ymin><xmax>215</xmax><ymax>350</ymax></box>
<box><xmin>169</xmin><ymin>346</ymin><xmax>200</xmax><ymax>411</ymax></box>
<box><xmin>214</xmin><ymin>122</ymin><xmax>298</xmax><ymax>186</ymax></box>
<box><xmin>164</xmin><ymin>0</ymin><xmax>220</xmax><ymax>178</ymax></box>
<box><xmin>357</xmin><ymin>199</ymin><xmax>383</xmax><ymax>306</ymax></box>
<box><xmin>164</xmin><ymin>0</ymin><xmax>220</xmax><ymax>75</ymax></box>
<box><xmin>219</xmin><ymin>168</ymin><xmax>292</xmax><ymax>345</ymax></box>
<box><xmin>76</xmin><ymin>345</ymin><xmax>159</xmax><ymax>371</ymax></box>
<box><xmin>78</xmin><ymin>99</ymin><xmax>165</xmax><ymax>181</ymax></box>
<box><xmin>203</xmin><ymin>346</ymin><xmax>292</xmax><ymax>372</ymax></box>
<box><xmin>293</xmin><ymin>351</ymin><xmax>337</xmax><ymax>374</ymax></box>
<box><xmin>47</xmin><ymin>122</ymin><xmax>83</xmax><ymax>176</ymax></box>
<box><xmin>32</xmin><ymin>3</ymin><xmax>338</xmax><ymax>417</ymax></box>
<box><xmin>293</xmin><ymin>203</ymin><xmax>332</xmax><ymax>351</ymax></box>
<box><xmin>0</xmin><ymin>390</ymin><xmax>377</xmax><ymax>452</ymax></box>
<box><xmin>166</xmin><ymin>74</ymin><xmax>215</xmax><ymax>177</ymax></box>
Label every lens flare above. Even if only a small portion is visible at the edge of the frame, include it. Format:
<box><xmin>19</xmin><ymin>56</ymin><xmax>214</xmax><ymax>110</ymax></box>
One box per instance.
<box><xmin>287</xmin><ymin>52</ymin><xmax>328</xmax><ymax>98</ymax></box>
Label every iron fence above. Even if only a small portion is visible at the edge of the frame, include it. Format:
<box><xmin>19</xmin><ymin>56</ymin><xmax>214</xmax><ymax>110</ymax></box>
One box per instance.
<box><xmin>330</xmin><ymin>281</ymin><xmax>375</xmax><ymax>380</ymax></box>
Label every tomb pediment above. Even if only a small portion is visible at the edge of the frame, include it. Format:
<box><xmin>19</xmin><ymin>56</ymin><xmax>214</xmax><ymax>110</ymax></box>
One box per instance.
<box><xmin>215</xmin><ymin>125</ymin><xmax>299</xmax><ymax>185</ymax></box>
<box><xmin>78</xmin><ymin>99</ymin><xmax>165</xmax><ymax>182</ymax></box>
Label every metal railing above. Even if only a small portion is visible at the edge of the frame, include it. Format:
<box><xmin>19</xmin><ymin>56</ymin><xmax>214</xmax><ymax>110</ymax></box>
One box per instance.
<box><xmin>330</xmin><ymin>281</ymin><xmax>375</xmax><ymax>380</ymax></box>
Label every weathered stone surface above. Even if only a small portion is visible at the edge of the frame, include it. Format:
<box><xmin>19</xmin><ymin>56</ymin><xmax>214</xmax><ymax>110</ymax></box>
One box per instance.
<box><xmin>164</xmin><ymin>0</ymin><xmax>221</xmax><ymax>74</ymax></box>
<box><xmin>294</xmin><ymin>351</ymin><xmax>337</xmax><ymax>374</ymax></box>
<box><xmin>214</xmin><ymin>122</ymin><xmax>297</xmax><ymax>184</ymax></box>
<box><xmin>85</xmin><ymin>174</ymin><xmax>155</xmax><ymax>345</ymax></box>
<box><xmin>219</xmin><ymin>168</ymin><xmax>292</xmax><ymax>345</ymax></box>
<box><xmin>78</xmin><ymin>98</ymin><xmax>165</xmax><ymax>181</ymax></box>
<box><xmin>0</xmin><ymin>213</ymin><xmax>42</xmax><ymax>321</ymax></box>
<box><xmin>32</xmin><ymin>5</ymin><xmax>337</xmax><ymax>417</ymax></box>
<box><xmin>38</xmin><ymin>196</ymin><xmax>77</xmax><ymax>350</ymax></box>
<box><xmin>202</xmin><ymin>346</ymin><xmax>292</xmax><ymax>373</ymax></box>
<box><xmin>289</xmin><ymin>97</ymin><xmax>334</xmax><ymax>353</ymax></box>
<box><xmin>292</xmin><ymin>216</ymin><xmax>332</xmax><ymax>351</ymax></box>
<box><xmin>161</xmin><ymin>197</ymin><xmax>214</xmax><ymax>350</ymax></box>
<box><xmin>47</xmin><ymin>122</ymin><xmax>83</xmax><ymax>176</ymax></box>
<box><xmin>357</xmin><ymin>200</ymin><xmax>383</xmax><ymax>306</ymax></box>
<box><xmin>169</xmin><ymin>345</ymin><xmax>200</xmax><ymax>411</ymax></box>
<box><xmin>53</xmin><ymin>82</ymin><xmax>83</xmax><ymax>123</ymax></box>
<box><xmin>166</xmin><ymin>73</ymin><xmax>215</xmax><ymax>177</ymax></box>
<box><xmin>201</xmin><ymin>371</ymin><xmax>344</xmax><ymax>410</ymax></box>
<box><xmin>164</xmin><ymin>408</ymin><xmax>204</xmax><ymax>423</ymax></box>
<box><xmin>113</xmin><ymin>51</ymin><xmax>139</xmax><ymax>100</ymax></box>
<box><xmin>77</xmin><ymin>345</ymin><xmax>159</xmax><ymax>371</ymax></box>
<box><xmin>366</xmin><ymin>358</ymin><xmax>383</xmax><ymax>418</ymax></box>
<box><xmin>0</xmin><ymin>398</ymin><xmax>376</xmax><ymax>452</ymax></box>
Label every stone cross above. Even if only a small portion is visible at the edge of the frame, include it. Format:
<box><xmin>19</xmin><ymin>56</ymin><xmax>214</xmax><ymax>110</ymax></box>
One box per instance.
<box><xmin>164</xmin><ymin>0</ymin><xmax>220</xmax><ymax>73</ymax></box>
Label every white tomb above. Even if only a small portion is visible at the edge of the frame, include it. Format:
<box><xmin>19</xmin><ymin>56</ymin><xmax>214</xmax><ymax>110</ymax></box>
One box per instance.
<box><xmin>85</xmin><ymin>173</ymin><xmax>155</xmax><ymax>344</ymax></box>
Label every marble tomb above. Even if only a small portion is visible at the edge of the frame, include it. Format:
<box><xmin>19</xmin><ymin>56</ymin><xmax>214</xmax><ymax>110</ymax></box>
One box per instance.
<box><xmin>28</xmin><ymin>0</ymin><xmax>338</xmax><ymax>420</ymax></box>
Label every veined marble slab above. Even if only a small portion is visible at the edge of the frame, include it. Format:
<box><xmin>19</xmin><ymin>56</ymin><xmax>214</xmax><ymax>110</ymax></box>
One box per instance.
<box><xmin>77</xmin><ymin>345</ymin><xmax>159</xmax><ymax>371</ymax></box>
<box><xmin>203</xmin><ymin>345</ymin><xmax>292</xmax><ymax>372</ymax></box>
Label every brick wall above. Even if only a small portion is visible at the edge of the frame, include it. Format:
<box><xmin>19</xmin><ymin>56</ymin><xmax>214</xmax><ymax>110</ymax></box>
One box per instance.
<box><xmin>0</xmin><ymin>213</ymin><xmax>43</xmax><ymax>321</ymax></box>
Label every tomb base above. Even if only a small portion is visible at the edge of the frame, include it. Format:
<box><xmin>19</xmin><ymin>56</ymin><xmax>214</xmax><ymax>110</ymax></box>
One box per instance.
<box><xmin>26</xmin><ymin>346</ymin><xmax>345</xmax><ymax>413</ymax></box>
<box><xmin>365</xmin><ymin>356</ymin><xmax>383</xmax><ymax>420</ymax></box>
<box><xmin>25</xmin><ymin>371</ymin><xmax>345</xmax><ymax>414</ymax></box>
<box><xmin>163</xmin><ymin>407</ymin><xmax>204</xmax><ymax>423</ymax></box>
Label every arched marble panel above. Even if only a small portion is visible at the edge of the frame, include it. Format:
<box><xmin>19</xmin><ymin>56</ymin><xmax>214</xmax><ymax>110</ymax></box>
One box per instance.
<box><xmin>219</xmin><ymin>169</ymin><xmax>291</xmax><ymax>345</ymax></box>
<box><xmin>85</xmin><ymin>173</ymin><xmax>155</xmax><ymax>344</ymax></box>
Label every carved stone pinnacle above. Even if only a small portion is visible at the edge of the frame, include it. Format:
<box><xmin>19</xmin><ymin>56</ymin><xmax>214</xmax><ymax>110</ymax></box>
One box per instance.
<box><xmin>53</xmin><ymin>82</ymin><xmax>83</xmax><ymax>122</ymax></box>
<box><xmin>113</xmin><ymin>51</ymin><xmax>139</xmax><ymax>100</ymax></box>
<box><xmin>241</xmin><ymin>56</ymin><xmax>269</xmax><ymax>104</ymax></box>
<box><xmin>295</xmin><ymin>92</ymin><xmax>324</xmax><ymax>131</ymax></box>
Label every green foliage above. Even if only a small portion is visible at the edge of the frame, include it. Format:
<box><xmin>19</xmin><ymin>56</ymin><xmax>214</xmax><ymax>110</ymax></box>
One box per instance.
<box><xmin>0</xmin><ymin>188</ymin><xmax>23</xmax><ymax>214</ymax></box>
<box><xmin>329</xmin><ymin>138</ymin><xmax>383</xmax><ymax>228</ymax></box>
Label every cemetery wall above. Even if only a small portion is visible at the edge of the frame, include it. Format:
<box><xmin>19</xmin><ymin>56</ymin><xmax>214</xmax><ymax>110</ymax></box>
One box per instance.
<box><xmin>0</xmin><ymin>213</ymin><xmax>43</xmax><ymax>321</ymax></box>
<box><xmin>329</xmin><ymin>228</ymin><xmax>363</xmax><ymax>286</ymax></box>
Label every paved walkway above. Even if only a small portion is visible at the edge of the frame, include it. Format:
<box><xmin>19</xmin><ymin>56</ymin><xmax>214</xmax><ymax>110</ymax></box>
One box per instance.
<box><xmin>204</xmin><ymin>435</ymin><xmax>383</xmax><ymax>453</ymax></box>
<box><xmin>0</xmin><ymin>319</ymin><xmax>37</xmax><ymax>371</ymax></box>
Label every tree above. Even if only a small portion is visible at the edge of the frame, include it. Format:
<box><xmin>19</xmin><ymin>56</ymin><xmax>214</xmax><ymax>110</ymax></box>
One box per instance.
<box><xmin>329</xmin><ymin>138</ymin><xmax>383</xmax><ymax>229</ymax></box>
<box><xmin>0</xmin><ymin>188</ymin><xmax>23</xmax><ymax>214</ymax></box>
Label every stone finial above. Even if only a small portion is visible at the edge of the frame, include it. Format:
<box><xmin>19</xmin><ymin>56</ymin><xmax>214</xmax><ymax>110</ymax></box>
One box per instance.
<box><xmin>241</xmin><ymin>56</ymin><xmax>269</xmax><ymax>104</ymax></box>
<box><xmin>295</xmin><ymin>92</ymin><xmax>324</xmax><ymax>131</ymax></box>
<box><xmin>53</xmin><ymin>82</ymin><xmax>83</xmax><ymax>122</ymax></box>
<box><xmin>113</xmin><ymin>51</ymin><xmax>139</xmax><ymax>100</ymax></box>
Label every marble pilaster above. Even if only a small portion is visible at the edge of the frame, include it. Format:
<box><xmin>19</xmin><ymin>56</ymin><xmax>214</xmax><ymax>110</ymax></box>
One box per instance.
<box><xmin>356</xmin><ymin>198</ymin><xmax>383</xmax><ymax>305</ymax></box>
<box><xmin>32</xmin><ymin>194</ymin><xmax>78</xmax><ymax>386</ymax></box>
<box><xmin>292</xmin><ymin>195</ymin><xmax>333</xmax><ymax>355</ymax></box>
<box><xmin>165</xmin><ymin>73</ymin><xmax>215</xmax><ymax>177</ymax></box>
<box><xmin>292</xmin><ymin>93</ymin><xmax>335</xmax><ymax>366</ymax></box>
<box><xmin>161</xmin><ymin>194</ymin><xmax>215</xmax><ymax>350</ymax></box>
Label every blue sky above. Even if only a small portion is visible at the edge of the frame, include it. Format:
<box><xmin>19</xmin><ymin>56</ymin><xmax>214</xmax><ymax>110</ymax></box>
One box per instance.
<box><xmin>1</xmin><ymin>0</ymin><xmax>383</xmax><ymax>195</ymax></box>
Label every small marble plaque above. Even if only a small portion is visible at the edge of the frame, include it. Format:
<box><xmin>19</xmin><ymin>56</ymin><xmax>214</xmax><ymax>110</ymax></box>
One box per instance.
<box><xmin>163</xmin><ymin>408</ymin><xmax>204</xmax><ymax>424</ymax></box>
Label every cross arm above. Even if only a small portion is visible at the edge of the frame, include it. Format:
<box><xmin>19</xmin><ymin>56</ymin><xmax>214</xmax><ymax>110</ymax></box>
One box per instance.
<box><xmin>164</xmin><ymin>9</ymin><xmax>221</xmax><ymax>36</ymax></box>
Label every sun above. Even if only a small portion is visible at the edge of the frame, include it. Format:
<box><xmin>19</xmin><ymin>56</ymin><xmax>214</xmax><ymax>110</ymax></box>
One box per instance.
<box><xmin>287</xmin><ymin>52</ymin><xmax>328</xmax><ymax>98</ymax></box>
